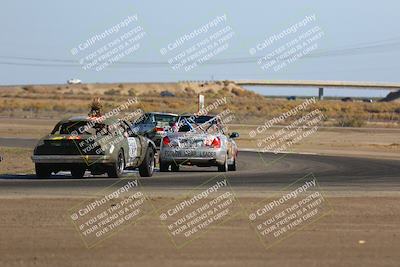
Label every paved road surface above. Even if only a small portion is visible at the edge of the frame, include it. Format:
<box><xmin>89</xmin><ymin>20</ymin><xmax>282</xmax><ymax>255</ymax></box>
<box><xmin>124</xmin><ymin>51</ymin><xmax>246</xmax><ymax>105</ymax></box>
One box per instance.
<box><xmin>1</xmin><ymin>150</ymin><xmax>399</xmax><ymax>195</ymax></box>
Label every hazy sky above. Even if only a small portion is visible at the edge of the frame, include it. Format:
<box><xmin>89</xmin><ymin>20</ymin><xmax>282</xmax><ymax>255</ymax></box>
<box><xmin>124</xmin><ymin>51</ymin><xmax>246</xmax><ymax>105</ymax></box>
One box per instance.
<box><xmin>1</xmin><ymin>0</ymin><xmax>399</xmax><ymax>97</ymax></box>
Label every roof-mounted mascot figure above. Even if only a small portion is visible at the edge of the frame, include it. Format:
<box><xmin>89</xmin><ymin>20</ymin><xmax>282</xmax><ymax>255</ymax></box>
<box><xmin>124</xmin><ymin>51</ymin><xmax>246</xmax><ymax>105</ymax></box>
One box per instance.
<box><xmin>88</xmin><ymin>97</ymin><xmax>103</xmax><ymax>117</ymax></box>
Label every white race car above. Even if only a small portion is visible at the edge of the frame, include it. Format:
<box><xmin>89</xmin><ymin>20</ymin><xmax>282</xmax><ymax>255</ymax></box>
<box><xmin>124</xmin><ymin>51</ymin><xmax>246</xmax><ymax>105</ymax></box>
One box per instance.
<box><xmin>159</xmin><ymin>115</ymin><xmax>239</xmax><ymax>172</ymax></box>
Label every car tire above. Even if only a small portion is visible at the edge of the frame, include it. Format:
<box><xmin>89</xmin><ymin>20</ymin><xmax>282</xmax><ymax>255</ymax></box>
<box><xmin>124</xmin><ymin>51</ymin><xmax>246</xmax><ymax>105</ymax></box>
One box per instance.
<box><xmin>159</xmin><ymin>161</ymin><xmax>170</xmax><ymax>172</ymax></box>
<box><xmin>35</xmin><ymin>163</ymin><xmax>52</xmax><ymax>178</ymax></box>
<box><xmin>71</xmin><ymin>167</ymin><xmax>86</xmax><ymax>178</ymax></box>
<box><xmin>107</xmin><ymin>149</ymin><xmax>125</xmax><ymax>178</ymax></box>
<box><xmin>171</xmin><ymin>163</ymin><xmax>179</xmax><ymax>172</ymax></box>
<box><xmin>139</xmin><ymin>147</ymin><xmax>155</xmax><ymax>177</ymax></box>
<box><xmin>228</xmin><ymin>158</ymin><xmax>236</xmax><ymax>171</ymax></box>
<box><xmin>218</xmin><ymin>155</ymin><xmax>228</xmax><ymax>172</ymax></box>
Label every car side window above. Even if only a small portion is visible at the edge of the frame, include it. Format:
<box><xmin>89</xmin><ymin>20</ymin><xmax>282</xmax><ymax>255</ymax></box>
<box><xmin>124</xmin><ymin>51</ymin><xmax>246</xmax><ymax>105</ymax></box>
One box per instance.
<box><xmin>148</xmin><ymin>114</ymin><xmax>155</xmax><ymax>124</ymax></box>
<box><xmin>51</xmin><ymin>123</ymin><xmax>62</xmax><ymax>134</ymax></box>
<box><xmin>120</xmin><ymin>121</ymin><xmax>137</xmax><ymax>137</ymax></box>
<box><xmin>134</xmin><ymin>114</ymin><xmax>146</xmax><ymax>125</ymax></box>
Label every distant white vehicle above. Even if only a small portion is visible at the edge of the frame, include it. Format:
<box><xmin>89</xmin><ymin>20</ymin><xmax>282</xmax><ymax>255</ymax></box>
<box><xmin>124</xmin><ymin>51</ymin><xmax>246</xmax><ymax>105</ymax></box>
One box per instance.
<box><xmin>67</xmin><ymin>79</ymin><xmax>82</xmax><ymax>84</ymax></box>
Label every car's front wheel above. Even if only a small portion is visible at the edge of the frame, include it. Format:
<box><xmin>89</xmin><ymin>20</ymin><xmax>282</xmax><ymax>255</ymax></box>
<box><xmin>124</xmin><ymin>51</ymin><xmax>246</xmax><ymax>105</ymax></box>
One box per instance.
<box><xmin>139</xmin><ymin>147</ymin><xmax>155</xmax><ymax>177</ymax></box>
<box><xmin>35</xmin><ymin>163</ymin><xmax>52</xmax><ymax>178</ymax></box>
<box><xmin>107</xmin><ymin>150</ymin><xmax>125</xmax><ymax>178</ymax></box>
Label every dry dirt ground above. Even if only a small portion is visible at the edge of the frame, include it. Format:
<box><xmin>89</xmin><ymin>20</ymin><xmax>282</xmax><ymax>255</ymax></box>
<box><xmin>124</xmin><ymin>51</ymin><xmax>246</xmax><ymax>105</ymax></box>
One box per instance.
<box><xmin>0</xmin><ymin>195</ymin><xmax>399</xmax><ymax>267</ymax></box>
<box><xmin>0</xmin><ymin>147</ymin><xmax>33</xmax><ymax>174</ymax></box>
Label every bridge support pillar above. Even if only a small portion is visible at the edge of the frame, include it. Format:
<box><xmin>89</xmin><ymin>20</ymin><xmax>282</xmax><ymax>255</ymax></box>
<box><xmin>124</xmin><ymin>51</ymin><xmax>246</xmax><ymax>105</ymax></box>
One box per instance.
<box><xmin>318</xmin><ymin>87</ymin><xmax>324</xmax><ymax>100</ymax></box>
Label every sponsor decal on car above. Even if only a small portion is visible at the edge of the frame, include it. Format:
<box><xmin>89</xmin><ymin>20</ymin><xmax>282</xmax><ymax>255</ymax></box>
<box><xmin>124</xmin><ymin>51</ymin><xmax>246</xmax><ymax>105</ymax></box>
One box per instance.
<box><xmin>127</xmin><ymin>137</ymin><xmax>138</xmax><ymax>158</ymax></box>
<box><xmin>164</xmin><ymin>150</ymin><xmax>216</xmax><ymax>158</ymax></box>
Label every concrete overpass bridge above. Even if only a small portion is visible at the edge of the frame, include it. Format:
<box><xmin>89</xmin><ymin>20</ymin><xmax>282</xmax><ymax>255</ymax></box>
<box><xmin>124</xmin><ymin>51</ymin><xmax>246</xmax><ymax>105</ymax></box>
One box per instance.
<box><xmin>235</xmin><ymin>80</ymin><xmax>400</xmax><ymax>99</ymax></box>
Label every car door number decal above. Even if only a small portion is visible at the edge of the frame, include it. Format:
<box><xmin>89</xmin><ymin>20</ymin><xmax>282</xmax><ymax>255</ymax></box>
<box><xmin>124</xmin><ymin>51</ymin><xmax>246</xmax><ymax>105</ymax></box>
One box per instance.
<box><xmin>128</xmin><ymin>137</ymin><xmax>138</xmax><ymax>158</ymax></box>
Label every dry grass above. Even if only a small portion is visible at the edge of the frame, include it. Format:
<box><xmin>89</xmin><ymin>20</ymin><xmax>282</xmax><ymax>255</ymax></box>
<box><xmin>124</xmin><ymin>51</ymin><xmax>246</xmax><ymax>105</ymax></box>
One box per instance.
<box><xmin>0</xmin><ymin>82</ymin><xmax>399</xmax><ymax>127</ymax></box>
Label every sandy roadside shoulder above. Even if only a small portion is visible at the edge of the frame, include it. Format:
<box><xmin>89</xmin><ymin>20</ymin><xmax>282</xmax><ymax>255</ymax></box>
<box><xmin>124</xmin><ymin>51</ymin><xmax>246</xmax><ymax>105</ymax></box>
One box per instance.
<box><xmin>0</xmin><ymin>195</ymin><xmax>399</xmax><ymax>267</ymax></box>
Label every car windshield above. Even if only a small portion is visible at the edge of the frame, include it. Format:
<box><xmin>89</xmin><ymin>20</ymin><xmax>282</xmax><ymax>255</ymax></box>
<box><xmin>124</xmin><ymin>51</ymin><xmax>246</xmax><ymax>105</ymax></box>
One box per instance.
<box><xmin>51</xmin><ymin>121</ymin><xmax>109</xmax><ymax>135</ymax></box>
<box><xmin>181</xmin><ymin>115</ymin><xmax>215</xmax><ymax>124</ymax></box>
<box><xmin>177</xmin><ymin>116</ymin><xmax>224</xmax><ymax>134</ymax></box>
<box><xmin>134</xmin><ymin>114</ymin><xmax>177</xmax><ymax>125</ymax></box>
<box><xmin>153</xmin><ymin>114</ymin><xmax>177</xmax><ymax>123</ymax></box>
<box><xmin>178</xmin><ymin>124</ymin><xmax>192</xmax><ymax>132</ymax></box>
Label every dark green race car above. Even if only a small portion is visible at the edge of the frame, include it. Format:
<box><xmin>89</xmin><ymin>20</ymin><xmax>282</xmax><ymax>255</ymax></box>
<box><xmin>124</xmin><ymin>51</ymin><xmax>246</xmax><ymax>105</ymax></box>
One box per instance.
<box><xmin>132</xmin><ymin>112</ymin><xmax>178</xmax><ymax>147</ymax></box>
<box><xmin>31</xmin><ymin>115</ymin><xmax>156</xmax><ymax>178</ymax></box>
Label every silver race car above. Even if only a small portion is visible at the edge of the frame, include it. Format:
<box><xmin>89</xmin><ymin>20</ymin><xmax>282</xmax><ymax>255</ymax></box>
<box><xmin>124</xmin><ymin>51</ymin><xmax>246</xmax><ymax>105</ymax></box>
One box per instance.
<box><xmin>159</xmin><ymin>115</ymin><xmax>239</xmax><ymax>172</ymax></box>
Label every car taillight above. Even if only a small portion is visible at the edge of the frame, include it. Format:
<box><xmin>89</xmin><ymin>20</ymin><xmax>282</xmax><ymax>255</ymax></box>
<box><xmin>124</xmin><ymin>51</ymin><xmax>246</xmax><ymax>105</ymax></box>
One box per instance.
<box><xmin>155</xmin><ymin>127</ymin><xmax>164</xmax><ymax>132</ymax></box>
<box><xmin>67</xmin><ymin>136</ymin><xmax>81</xmax><ymax>140</ymax></box>
<box><xmin>211</xmin><ymin>137</ymin><xmax>221</xmax><ymax>148</ymax></box>
<box><xmin>163</xmin><ymin>136</ymin><xmax>170</xmax><ymax>146</ymax></box>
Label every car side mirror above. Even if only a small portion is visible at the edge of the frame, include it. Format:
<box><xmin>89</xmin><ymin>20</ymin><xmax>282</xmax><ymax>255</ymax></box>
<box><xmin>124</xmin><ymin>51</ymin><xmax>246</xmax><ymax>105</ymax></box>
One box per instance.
<box><xmin>229</xmin><ymin>132</ymin><xmax>239</xmax><ymax>139</ymax></box>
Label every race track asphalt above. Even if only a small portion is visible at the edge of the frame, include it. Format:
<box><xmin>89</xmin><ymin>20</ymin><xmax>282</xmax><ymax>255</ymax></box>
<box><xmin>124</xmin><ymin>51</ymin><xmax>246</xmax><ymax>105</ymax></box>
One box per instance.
<box><xmin>1</xmin><ymin>139</ymin><xmax>399</xmax><ymax>193</ymax></box>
